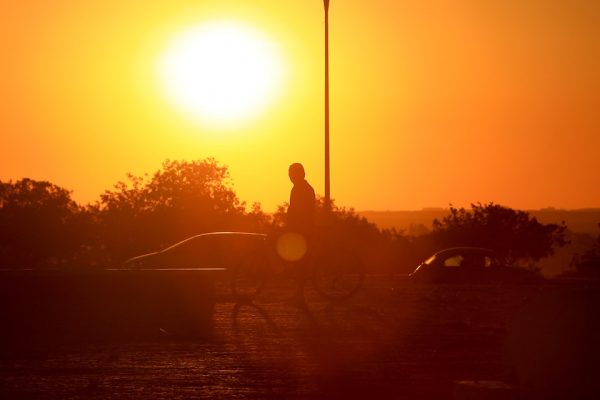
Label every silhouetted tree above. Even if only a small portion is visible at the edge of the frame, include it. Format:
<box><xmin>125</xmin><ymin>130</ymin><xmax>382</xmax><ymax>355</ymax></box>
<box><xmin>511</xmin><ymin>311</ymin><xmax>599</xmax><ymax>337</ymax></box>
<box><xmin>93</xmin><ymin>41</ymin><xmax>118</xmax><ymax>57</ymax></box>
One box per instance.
<box><xmin>0</xmin><ymin>179</ymin><xmax>89</xmax><ymax>267</ymax></box>
<box><xmin>575</xmin><ymin>223</ymin><xmax>600</xmax><ymax>272</ymax></box>
<box><xmin>96</xmin><ymin>159</ymin><xmax>270</xmax><ymax>263</ymax></box>
<box><xmin>428</xmin><ymin>203</ymin><xmax>568</xmax><ymax>265</ymax></box>
<box><xmin>271</xmin><ymin>197</ymin><xmax>402</xmax><ymax>272</ymax></box>
<box><xmin>272</xmin><ymin>197</ymin><xmax>381</xmax><ymax>241</ymax></box>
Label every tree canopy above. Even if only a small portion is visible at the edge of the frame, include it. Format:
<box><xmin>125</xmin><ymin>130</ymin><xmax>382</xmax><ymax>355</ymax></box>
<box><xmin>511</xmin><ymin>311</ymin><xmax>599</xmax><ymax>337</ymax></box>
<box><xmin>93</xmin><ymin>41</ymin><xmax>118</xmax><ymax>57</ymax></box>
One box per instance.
<box><xmin>575</xmin><ymin>223</ymin><xmax>600</xmax><ymax>272</ymax></box>
<box><xmin>0</xmin><ymin>162</ymin><xmax>573</xmax><ymax>272</ymax></box>
<box><xmin>96</xmin><ymin>159</ymin><xmax>269</xmax><ymax>263</ymax></box>
<box><xmin>0</xmin><ymin>179</ymin><xmax>86</xmax><ymax>267</ymax></box>
<box><xmin>429</xmin><ymin>202</ymin><xmax>568</xmax><ymax>264</ymax></box>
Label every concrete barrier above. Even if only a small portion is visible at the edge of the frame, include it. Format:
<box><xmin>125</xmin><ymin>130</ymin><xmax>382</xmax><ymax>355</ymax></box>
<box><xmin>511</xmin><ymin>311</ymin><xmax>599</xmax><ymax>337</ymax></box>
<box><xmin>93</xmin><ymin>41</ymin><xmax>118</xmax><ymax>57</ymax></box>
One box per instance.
<box><xmin>0</xmin><ymin>269</ymin><xmax>219</xmax><ymax>346</ymax></box>
<box><xmin>453</xmin><ymin>380</ymin><xmax>518</xmax><ymax>400</ymax></box>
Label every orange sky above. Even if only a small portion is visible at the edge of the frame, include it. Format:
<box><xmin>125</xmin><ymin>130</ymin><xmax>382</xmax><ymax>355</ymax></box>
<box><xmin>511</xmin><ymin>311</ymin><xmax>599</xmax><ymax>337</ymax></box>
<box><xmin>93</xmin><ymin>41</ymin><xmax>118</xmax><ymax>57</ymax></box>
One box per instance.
<box><xmin>1</xmin><ymin>0</ymin><xmax>599</xmax><ymax>211</ymax></box>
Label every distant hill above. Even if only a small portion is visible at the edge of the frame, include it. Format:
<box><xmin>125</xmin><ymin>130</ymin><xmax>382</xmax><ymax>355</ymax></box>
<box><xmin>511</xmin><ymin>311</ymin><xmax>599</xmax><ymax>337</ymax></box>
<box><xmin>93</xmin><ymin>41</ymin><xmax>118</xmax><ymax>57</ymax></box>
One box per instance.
<box><xmin>359</xmin><ymin>208</ymin><xmax>600</xmax><ymax>235</ymax></box>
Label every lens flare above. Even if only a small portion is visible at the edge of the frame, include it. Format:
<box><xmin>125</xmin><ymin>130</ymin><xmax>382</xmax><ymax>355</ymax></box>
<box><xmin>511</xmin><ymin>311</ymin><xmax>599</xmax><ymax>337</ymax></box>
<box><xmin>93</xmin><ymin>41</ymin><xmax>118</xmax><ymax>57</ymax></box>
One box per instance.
<box><xmin>276</xmin><ymin>232</ymin><xmax>307</xmax><ymax>262</ymax></box>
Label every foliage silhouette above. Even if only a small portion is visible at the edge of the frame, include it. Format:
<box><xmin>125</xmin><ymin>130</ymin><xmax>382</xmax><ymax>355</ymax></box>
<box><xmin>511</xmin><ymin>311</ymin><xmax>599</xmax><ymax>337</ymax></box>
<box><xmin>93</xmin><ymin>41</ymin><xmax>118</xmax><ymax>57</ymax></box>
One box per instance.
<box><xmin>0</xmin><ymin>179</ymin><xmax>89</xmax><ymax>268</ymax></box>
<box><xmin>95</xmin><ymin>159</ymin><xmax>270</xmax><ymax>263</ymax></box>
<box><xmin>0</xmin><ymin>162</ymin><xmax>574</xmax><ymax>273</ymax></box>
<box><xmin>427</xmin><ymin>202</ymin><xmax>568</xmax><ymax>265</ymax></box>
<box><xmin>271</xmin><ymin>197</ymin><xmax>402</xmax><ymax>272</ymax></box>
<box><xmin>574</xmin><ymin>223</ymin><xmax>600</xmax><ymax>272</ymax></box>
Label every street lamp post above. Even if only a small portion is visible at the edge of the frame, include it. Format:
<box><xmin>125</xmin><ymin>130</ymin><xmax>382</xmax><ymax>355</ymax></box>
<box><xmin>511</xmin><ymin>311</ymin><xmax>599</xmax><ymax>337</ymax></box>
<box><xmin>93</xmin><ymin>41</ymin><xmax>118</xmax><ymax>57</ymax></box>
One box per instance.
<box><xmin>324</xmin><ymin>0</ymin><xmax>331</xmax><ymax>213</ymax></box>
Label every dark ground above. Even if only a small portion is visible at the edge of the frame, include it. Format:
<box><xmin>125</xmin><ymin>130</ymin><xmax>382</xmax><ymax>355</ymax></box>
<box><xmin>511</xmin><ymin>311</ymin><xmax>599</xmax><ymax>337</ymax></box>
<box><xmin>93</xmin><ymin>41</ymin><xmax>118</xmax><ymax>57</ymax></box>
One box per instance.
<box><xmin>0</xmin><ymin>273</ymin><xmax>598</xmax><ymax>399</ymax></box>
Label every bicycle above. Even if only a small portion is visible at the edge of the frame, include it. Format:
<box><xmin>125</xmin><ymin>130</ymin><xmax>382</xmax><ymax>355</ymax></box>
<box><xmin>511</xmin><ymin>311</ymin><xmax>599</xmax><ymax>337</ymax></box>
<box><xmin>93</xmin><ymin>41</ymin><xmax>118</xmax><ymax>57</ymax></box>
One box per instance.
<box><xmin>230</xmin><ymin>232</ymin><xmax>365</xmax><ymax>302</ymax></box>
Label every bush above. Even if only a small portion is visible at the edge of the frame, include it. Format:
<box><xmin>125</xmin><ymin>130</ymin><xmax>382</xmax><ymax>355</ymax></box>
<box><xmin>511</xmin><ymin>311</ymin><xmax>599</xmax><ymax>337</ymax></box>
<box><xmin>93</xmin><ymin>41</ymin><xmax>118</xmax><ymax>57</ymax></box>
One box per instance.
<box><xmin>94</xmin><ymin>159</ymin><xmax>270</xmax><ymax>263</ymax></box>
<box><xmin>427</xmin><ymin>202</ymin><xmax>568</xmax><ymax>265</ymax></box>
<box><xmin>574</xmin><ymin>224</ymin><xmax>600</xmax><ymax>273</ymax></box>
<box><xmin>0</xmin><ymin>179</ymin><xmax>89</xmax><ymax>267</ymax></box>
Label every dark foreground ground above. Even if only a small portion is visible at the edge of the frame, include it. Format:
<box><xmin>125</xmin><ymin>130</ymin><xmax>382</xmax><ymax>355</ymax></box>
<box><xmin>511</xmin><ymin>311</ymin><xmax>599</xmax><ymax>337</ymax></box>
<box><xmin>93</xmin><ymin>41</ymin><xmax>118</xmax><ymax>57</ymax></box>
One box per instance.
<box><xmin>0</xmin><ymin>273</ymin><xmax>599</xmax><ymax>400</ymax></box>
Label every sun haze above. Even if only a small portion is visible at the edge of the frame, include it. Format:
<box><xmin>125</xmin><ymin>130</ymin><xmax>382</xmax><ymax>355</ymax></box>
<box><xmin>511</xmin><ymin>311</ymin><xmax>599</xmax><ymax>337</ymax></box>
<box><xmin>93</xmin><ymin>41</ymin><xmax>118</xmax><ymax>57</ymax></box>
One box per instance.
<box><xmin>0</xmin><ymin>1</ymin><xmax>599</xmax><ymax>211</ymax></box>
<box><xmin>158</xmin><ymin>21</ymin><xmax>284</xmax><ymax>128</ymax></box>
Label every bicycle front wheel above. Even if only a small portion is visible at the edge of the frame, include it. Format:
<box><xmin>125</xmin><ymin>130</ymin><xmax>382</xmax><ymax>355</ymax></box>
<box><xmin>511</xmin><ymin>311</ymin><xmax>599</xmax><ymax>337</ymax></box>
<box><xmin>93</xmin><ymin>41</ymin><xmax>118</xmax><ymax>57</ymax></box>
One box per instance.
<box><xmin>230</xmin><ymin>251</ymin><xmax>269</xmax><ymax>301</ymax></box>
<box><xmin>312</xmin><ymin>248</ymin><xmax>365</xmax><ymax>301</ymax></box>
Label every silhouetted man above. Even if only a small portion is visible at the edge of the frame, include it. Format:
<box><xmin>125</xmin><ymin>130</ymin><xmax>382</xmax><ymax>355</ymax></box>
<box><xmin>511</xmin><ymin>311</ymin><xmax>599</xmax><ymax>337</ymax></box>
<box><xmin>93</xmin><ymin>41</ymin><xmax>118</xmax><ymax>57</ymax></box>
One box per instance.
<box><xmin>287</xmin><ymin>163</ymin><xmax>316</xmax><ymax>237</ymax></box>
<box><xmin>286</xmin><ymin>163</ymin><xmax>315</xmax><ymax>304</ymax></box>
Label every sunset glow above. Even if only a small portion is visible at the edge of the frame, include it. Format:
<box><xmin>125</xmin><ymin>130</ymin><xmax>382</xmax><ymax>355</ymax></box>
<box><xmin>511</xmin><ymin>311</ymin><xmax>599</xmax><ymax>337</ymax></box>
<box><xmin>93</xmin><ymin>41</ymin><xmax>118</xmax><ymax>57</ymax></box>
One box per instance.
<box><xmin>1</xmin><ymin>1</ymin><xmax>599</xmax><ymax>211</ymax></box>
<box><xmin>158</xmin><ymin>21</ymin><xmax>284</xmax><ymax>127</ymax></box>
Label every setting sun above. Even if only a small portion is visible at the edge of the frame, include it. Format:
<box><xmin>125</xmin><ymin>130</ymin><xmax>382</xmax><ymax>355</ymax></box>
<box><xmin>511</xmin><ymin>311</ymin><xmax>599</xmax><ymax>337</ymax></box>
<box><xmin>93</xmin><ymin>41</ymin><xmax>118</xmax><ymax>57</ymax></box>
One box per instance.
<box><xmin>157</xmin><ymin>21</ymin><xmax>285</xmax><ymax>127</ymax></box>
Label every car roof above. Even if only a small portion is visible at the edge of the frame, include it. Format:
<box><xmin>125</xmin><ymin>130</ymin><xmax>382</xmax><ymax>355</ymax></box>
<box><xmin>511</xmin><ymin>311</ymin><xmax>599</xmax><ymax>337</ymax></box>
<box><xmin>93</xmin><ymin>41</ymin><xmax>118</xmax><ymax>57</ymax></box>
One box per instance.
<box><xmin>432</xmin><ymin>247</ymin><xmax>498</xmax><ymax>258</ymax></box>
<box><xmin>162</xmin><ymin>232</ymin><xmax>267</xmax><ymax>252</ymax></box>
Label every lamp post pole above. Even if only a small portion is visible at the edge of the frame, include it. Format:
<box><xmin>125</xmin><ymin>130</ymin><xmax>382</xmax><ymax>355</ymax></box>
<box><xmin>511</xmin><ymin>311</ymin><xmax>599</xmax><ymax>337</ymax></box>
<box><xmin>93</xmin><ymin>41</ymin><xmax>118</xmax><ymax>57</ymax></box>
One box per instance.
<box><xmin>324</xmin><ymin>0</ymin><xmax>331</xmax><ymax>214</ymax></box>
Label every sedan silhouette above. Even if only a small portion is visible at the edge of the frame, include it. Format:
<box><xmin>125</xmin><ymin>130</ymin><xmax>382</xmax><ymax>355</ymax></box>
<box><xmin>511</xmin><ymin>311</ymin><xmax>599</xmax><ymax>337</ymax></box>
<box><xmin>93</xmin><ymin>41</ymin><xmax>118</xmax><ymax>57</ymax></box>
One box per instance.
<box><xmin>409</xmin><ymin>247</ymin><xmax>542</xmax><ymax>284</ymax></box>
<box><xmin>122</xmin><ymin>232</ymin><xmax>268</xmax><ymax>270</ymax></box>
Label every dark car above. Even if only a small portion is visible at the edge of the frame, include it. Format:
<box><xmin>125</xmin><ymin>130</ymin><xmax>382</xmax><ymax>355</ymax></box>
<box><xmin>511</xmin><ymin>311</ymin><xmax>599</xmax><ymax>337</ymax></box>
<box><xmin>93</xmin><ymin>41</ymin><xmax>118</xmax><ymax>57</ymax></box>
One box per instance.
<box><xmin>409</xmin><ymin>247</ymin><xmax>542</xmax><ymax>284</ymax></box>
<box><xmin>122</xmin><ymin>232</ymin><xmax>268</xmax><ymax>270</ymax></box>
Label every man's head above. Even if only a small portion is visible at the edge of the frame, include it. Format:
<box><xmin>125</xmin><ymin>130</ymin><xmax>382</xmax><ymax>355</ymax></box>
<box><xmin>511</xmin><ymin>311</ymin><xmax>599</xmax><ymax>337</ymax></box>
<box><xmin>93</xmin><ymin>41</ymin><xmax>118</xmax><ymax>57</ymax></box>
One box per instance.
<box><xmin>288</xmin><ymin>163</ymin><xmax>305</xmax><ymax>184</ymax></box>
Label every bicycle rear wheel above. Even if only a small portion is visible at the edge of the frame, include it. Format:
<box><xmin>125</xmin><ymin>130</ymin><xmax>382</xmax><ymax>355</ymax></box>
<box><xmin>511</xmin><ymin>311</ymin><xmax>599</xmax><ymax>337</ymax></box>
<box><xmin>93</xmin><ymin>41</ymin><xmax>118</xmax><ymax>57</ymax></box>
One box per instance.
<box><xmin>230</xmin><ymin>251</ymin><xmax>269</xmax><ymax>301</ymax></box>
<box><xmin>312</xmin><ymin>248</ymin><xmax>365</xmax><ymax>301</ymax></box>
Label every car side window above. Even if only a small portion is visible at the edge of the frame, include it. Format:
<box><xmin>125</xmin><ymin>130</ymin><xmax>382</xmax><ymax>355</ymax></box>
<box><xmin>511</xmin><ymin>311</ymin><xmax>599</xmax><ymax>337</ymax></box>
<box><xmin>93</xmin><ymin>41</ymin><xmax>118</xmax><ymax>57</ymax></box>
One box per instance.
<box><xmin>443</xmin><ymin>255</ymin><xmax>463</xmax><ymax>267</ymax></box>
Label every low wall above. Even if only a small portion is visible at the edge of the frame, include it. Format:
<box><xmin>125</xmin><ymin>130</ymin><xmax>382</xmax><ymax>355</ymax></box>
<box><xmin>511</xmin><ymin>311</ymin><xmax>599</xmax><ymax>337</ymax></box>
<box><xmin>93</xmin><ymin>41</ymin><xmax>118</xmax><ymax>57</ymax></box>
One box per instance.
<box><xmin>0</xmin><ymin>269</ymin><xmax>218</xmax><ymax>346</ymax></box>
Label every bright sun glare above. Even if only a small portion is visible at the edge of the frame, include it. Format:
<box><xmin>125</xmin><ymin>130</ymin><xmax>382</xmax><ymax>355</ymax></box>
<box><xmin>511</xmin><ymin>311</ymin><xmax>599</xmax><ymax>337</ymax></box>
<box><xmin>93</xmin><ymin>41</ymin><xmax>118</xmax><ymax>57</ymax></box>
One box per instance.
<box><xmin>158</xmin><ymin>21</ymin><xmax>284</xmax><ymax>127</ymax></box>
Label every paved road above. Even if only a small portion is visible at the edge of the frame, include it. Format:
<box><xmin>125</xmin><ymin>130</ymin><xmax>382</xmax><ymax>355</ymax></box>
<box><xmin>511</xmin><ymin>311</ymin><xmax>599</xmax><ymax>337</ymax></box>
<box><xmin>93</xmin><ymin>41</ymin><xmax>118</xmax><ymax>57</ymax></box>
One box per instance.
<box><xmin>0</xmin><ymin>276</ymin><xmax>596</xmax><ymax>399</ymax></box>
